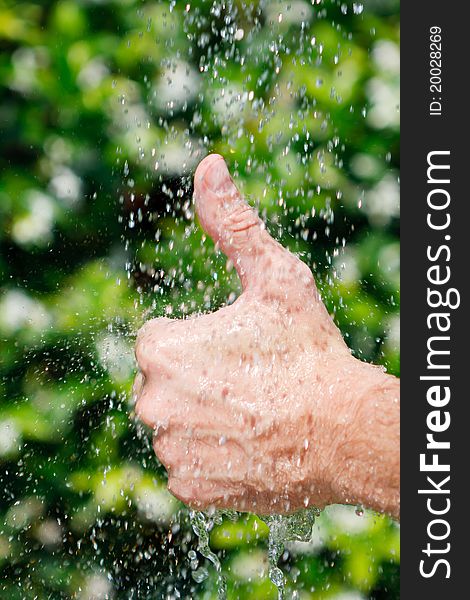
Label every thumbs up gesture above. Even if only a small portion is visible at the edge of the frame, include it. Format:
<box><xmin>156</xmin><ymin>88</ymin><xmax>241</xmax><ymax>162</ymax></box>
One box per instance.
<box><xmin>134</xmin><ymin>155</ymin><xmax>400</xmax><ymax>517</ymax></box>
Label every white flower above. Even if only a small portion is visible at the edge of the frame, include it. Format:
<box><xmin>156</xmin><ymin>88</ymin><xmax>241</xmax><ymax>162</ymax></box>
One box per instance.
<box><xmin>334</xmin><ymin>247</ymin><xmax>360</xmax><ymax>285</ymax></box>
<box><xmin>325</xmin><ymin>505</ymin><xmax>372</xmax><ymax>534</ymax></box>
<box><xmin>79</xmin><ymin>574</ymin><xmax>114</xmax><ymax>600</ymax></box>
<box><xmin>11</xmin><ymin>190</ymin><xmax>55</xmax><ymax>246</ymax></box>
<box><xmin>211</xmin><ymin>85</ymin><xmax>247</xmax><ymax>125</ymax></box>
<box><xmin>154</xmin><ymin>60</ymin><xmax>200</xmax><ymax>110</ymax></box>
<box><xmin>350</xmin><ymin>153</ymin><xmax>382</xmax><ymax>179</ymax></box>
<box><xmin>77</xmin><ymin>57</ymin><xmax>109</xmax><ymax>90</ymax></box>
<box><xmin>50</xmin><ymin>167</ymin><xmax>83</xmax><ymax>206</ymax></box>
<box><xmin>95</xmin><ymin>333</ymin><xmax>135</xmax><ymax>383</ymax></box>
<box><xmin>231</xmin><ymin>549</ymin><xmax>268</xmax><ymax>581</ymax></box>
<box><xmin>366</xmin><ymin>77</ymin><xmax>400</xmax><ymax>130</ymax></box>
<box><xmin>0</xmin><ymin>419</ymin><xmax>21</xmax><ymax>457</ymax></box>
<box><xmin>264</xmin><ymin>0</ymin><xmax>312</xmax><ymax>25</ymax></box>
<box><xmin>373</xmin><ymin>40</ymin><xmax>400</xmax><ymax>75</ymax></box>
<box><xmin>384</xmin><ymin>314</ymin><xmax>400</xmax><ymax>354</ymax></box>
<box><xmin>0</xmin><ymin>289</ymin><xmax>50</xmax><ymax>333</ymax></box>
<box><xmin>5</xmin><ymin>497</ymin><xmax>44</xmax><ymax>530</ymax></box>
<box><xmin>365</xmin><ymin>174</ymin><xmax>400</xmax><ymax>226</ymax></box>
<box><xmin>35</xmin><ymin>519</ymin><xmax>63</xmax><ymax>547</ymax></box>
<box><xmin>135</xmin><ymin>486</ymin><xmax>178</xmax><ymax>525</ymax></box>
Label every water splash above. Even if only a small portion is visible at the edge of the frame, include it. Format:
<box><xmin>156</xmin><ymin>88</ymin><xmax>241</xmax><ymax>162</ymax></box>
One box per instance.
<box><xmin>261</xmin><ymin>509</ymin><xmax>320</xmax><ymax>599</ymax></box>
<box><xmin>191</xmin><ymin>508</ymin><xmax>319</xmax><ymax>599</ymax></box>
<box><xmin>190</xmin><ymin>510</ymin><xmax>227</xmax><ymax>599</ymax></box>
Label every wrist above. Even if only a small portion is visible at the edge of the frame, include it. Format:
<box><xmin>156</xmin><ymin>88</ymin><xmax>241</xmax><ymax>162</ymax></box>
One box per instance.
<box><xmin>327</xmin><ymin>358</ymin><xmax>400</xmax><ymax>517</ymax></box>
<box><xmin>297</xmin><ymin>354</ymin><xmax>368</xmax><ymax>509</ymax></box>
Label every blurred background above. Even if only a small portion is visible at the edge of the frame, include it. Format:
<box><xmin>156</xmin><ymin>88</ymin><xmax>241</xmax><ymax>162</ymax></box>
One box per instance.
<box><xmin>0</xmin><ymin>0</ymin><xmax>399</xmax><ymax>598</ymax></box>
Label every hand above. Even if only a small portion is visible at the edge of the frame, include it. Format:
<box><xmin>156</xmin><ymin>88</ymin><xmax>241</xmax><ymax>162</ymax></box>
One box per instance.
<box><xmin>134</xmin><ymin>154</ymin><xmax>400</xmax><ymax>517</ymax></box>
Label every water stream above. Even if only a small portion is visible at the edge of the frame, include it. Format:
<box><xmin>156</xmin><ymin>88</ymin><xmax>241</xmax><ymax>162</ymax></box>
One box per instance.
<box><xmin>0</xmin><ymin>0</ymin><xmax>400</xmax><ymax>597</ymax></box>
<box><xmin>189</xmin><ymin>508</ymin><xmax>320</xmax><ymax>599</ymax></box>
<box><xmin>120</xmin><ymin>0</ymin><xmax>399</xmax><ymax>595</ymax></box>
<box><xmin>190</xmin><ymin>511</ymin><xmax>227</xmax><ymax>598</ymax></box>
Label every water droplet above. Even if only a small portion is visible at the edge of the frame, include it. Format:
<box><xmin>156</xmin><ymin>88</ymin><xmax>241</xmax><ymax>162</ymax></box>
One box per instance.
<box><xmin>192</xmin><ymin>566</ymin><xmax>209</xmax><ymax>583</ymax></box>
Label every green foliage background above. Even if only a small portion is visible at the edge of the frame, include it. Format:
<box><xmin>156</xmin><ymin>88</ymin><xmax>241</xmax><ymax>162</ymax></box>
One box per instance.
<box><xmin>0</xmin><ymin>0</ymin><xmax>399</xmax><ymax>598</ymax></box>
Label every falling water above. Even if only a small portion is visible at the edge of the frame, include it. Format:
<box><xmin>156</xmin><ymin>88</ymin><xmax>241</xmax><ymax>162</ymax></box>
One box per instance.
<box><xmin>119</xmin><ymin>0</ymin><xmax>401</xmax><ymax>593</ymax></box>
<box><xmin>261</xmin><ymin>509</ymin><xmax>320</xmax><ymax>598</ymax></box>
<box><xmin>0</xmin><ymin>0</ymin><xmax>400</xmax><ymax>597</ymax></box>
<box><xmin>190</xmin><ymin>511</ymin><xmax>227</xmax><ymax>598</ymax></box>
<box><xmin>188</xmin><ymin>508</ymin><xmax>320</xmax><ymax>599</ymax></box>
<box><xmin>119</xmin><ymin>0</ymin><xmax>400</xmax><ymax>596</ymax></box>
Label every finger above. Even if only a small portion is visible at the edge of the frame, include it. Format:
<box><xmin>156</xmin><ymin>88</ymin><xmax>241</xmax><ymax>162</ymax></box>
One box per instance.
<box><xmin>193</xmin><ymin>155</ymin><xmax>274</xmax><ymax>289</ymax></box>
<box><xmin>154</xmin><ymin>433</ymin><xmax>248</xmax><ymax>483</ymax></box>
<box><xmin>132</xmin><ymin>371</ymin><xmax>145</xmax><ymax>403</ymax></box>
<box><xmin>135</xmin><ymin>386</ymin><xmax>177</xmax><ymax>430</ymax></box>
<box><xmin>135</xmin><ymin>317</ymin><xmax>172</xmax><ymax>375</ymax></box>
<box><xmin>193</xmin><ymin>154</ymin><xmax>317</xmax><ymax>303</ymax></box>
<box><xmin>167</xmin><ymin>475</ymin><xmax>228</xmax><ymax>510</ymax></box>
<box><xmin>153</xmin><ymin>430</ymin><xmax>187</xmax><ymax>472</ymax></box>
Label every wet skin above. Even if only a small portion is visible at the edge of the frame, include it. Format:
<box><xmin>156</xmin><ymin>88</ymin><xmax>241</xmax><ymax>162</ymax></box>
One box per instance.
<box><xmin>134</xmin><ymin>154</ymin><xmax>400</xmax><ymax>518</ymax></box>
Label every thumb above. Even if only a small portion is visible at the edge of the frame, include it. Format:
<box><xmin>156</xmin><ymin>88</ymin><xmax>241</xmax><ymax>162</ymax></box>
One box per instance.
<box><xmin>194</xmin><ymin>154</ymin><xmax>276</xmax><ymax>290</ymax></box>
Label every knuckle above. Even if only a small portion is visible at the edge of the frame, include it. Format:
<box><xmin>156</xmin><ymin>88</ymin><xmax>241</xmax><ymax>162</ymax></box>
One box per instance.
<box><xmin>223</xmin><ymin>205</ymin><xmax>260</xmax><ymax>246</ymax></box>
<box><xmin>135</xmin><ymin>389</ymin><xmax>168</xmax><ymax>429</ymax></box>
<box><xmin>152</xmin><ymin>435</ymin><xmax>173</xmax><ymax>467</ymax></box>
<box><xmin>136</xmin><ymin>316</ymin><xmax>171</xmax><ymax>341</ymax></box>
<box><xmin>135</xmin><ymin>317</ymin><xmax>173</xmax><ymax>373</ymax></box>
<box><xmin>132</xmin><ymin>372</ymin><xmax>145</xmax><ymax>403</ymax></box>
<box><xmin>168</xmin><ymin>478</ymin><xmax>206</xmax><ymax>509</ymax></box>
<box><xmin>167</xmin><ymin>477</ymin><xmax>189</xmax><ymax>504</ymax></box>
<box><xmin>134</xmin><ymin>394</ymin><xmax>154</xmax><ymax>428</ymax></box>
<box><xmin>135</xmin><ymin>327</ymin><xmax>151</xmax><ymax>373</ymax></box>
<box><xmin>281</xmin><ymin>255</ymin><xmax>315</xmax><ymax>293</ymax></box>
<box><xmin>295</xmin><ymin>258</ymin><xmax>315</xmax><ymax>285</ymax></box>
